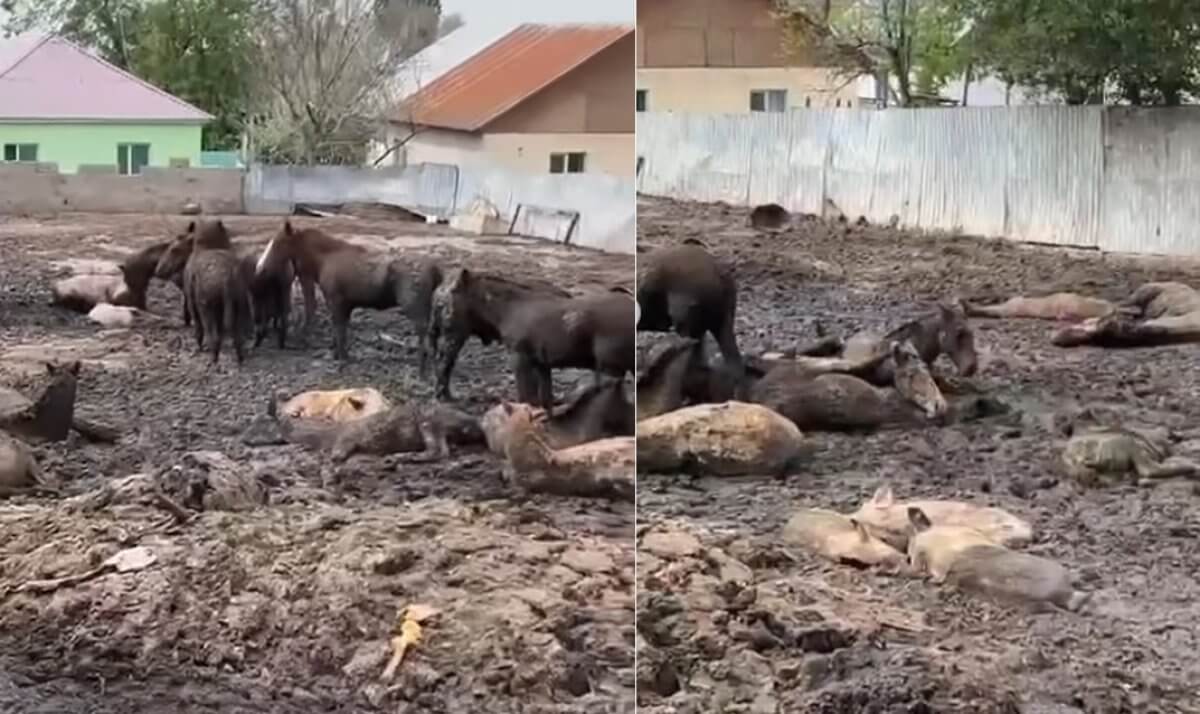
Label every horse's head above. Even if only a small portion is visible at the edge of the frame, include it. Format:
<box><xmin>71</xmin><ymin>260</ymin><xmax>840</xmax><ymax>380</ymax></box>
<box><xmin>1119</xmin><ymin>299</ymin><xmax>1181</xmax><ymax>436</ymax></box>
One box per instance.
<box><xmin>936</xmin><ymin>301</ymin><xmax>977</xmax><ymax>376</ymax></box>
<box><xmin>154</xmin><ymin>222</ymin><xmax>197</xmax><ymax>279</ymax></box>
<box><xmin>256</xmin><ymin>219</ymin><xmax>298</xmax><ymax>277</ymax></box>
<box><xmin>891</xmin><ymin>340</ymin><xmax>947</xmax><ymax>422</ymax></box>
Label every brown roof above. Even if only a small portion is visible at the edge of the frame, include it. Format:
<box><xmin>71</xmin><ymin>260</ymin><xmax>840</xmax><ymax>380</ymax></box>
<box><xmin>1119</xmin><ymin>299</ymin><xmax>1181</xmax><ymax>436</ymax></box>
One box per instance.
<box><xmin>401</xmin><ymin>23</ymin><xmax>633</xmax><ymax>132</ymax></box>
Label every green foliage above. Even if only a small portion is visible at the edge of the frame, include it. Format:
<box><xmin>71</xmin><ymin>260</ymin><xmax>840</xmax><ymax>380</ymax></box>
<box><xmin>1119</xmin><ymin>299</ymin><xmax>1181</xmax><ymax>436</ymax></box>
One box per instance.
<box><xmin>953</xmin><ymin>0</ymin><xmax>1200</xmax><ymax>105</ymax></box>
<box><xmin>133</xmin><ymin>0</ymin><xmax>258</xmax><ymax>149</ymax></box>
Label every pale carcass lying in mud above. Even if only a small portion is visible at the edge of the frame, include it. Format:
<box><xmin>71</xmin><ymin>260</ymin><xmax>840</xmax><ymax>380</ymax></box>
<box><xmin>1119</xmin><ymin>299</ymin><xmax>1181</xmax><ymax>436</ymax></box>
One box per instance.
<box><xmin>499</xmin><ymin>402</ymin><xmax>634</xmax><ymax>501</ymax></box>
<box><xmin>276</xmin><ymin>387</ymin><xmax>393</xmax><ymax>422</ymax></box>
<box><xmin>268</xmin><ymin>391</ymin><xmax>483</xmax><ymax>462</ymax></box>
<box><xmin>636</xmin><ymin>401</ymin><xmax>805</xmax><ymax>476</ymax></box>
<box><xmin>962</xmin><ymin>293</ymin><xmax>1119</xmax><ymax>322</ymax></box>
<box><xmin>481</xmin><ymin>378</ymin><xmax>633</xmax><ymax>456</ymax></box>
<box><xmin>964</xmin><ymin>281</ymin><xmax>1200</xmax><ymax>325</ymax></box>
<box><xmin>50</xmin><ymin>274</ymin><xmax>133</xmax><ymax>313</ymax></box>
<box><xmin>87</xmin><ymin>303</ymin><xmax>167</xmax><ymax>329</ymax></box>
<box><xmin>1060</xmin><ymin>424</ymin><xmax>1199</xmax><ymax>487</ymax></box>
<box><xmin>850</xmin><ymin>485</ymin><xmax>1033</xmax><ymax>551</ymax></box>
<box><xmin>0</xmin><ymin>432</ymin><xmax>56</xmax><ymax>497</ymax></box>
<box><xmin>907</xmin><ymin>507</ymin><xmax>1092</xmax><ymax>613</ymax></box>
<box><xmin>781</xmin><ymin>508</ymin><xmax>905</xmax><ymax>570</ymax></box>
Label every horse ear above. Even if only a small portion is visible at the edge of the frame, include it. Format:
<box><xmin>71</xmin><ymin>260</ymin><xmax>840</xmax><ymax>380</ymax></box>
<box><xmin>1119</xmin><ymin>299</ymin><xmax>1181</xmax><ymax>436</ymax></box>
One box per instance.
<box><xmin>186</xmin><ymin>221</ymin><xmax>196</xmax><ymax>234</ymax></box>
<box><xmin>870</xmin><ymin>485</ymin><xmax>894</xmax><ymax>507</ymax></box>
<box><xmin>284</xmin><ymin>220</ymin><xmax>295</xmax><ymax>236</ymax></box>
<box><xmin>889</xmin><ymin>340</ymin><xmax>905</xmax><ymax>362</ymax></box>
<box><xmin>459</xmin><ymin>268</ymin><xmax>472</xmax><ymax>285</ymax></box>
<box><xmin>907</xmin><ymin>507</ymin><xmax>932</xmax><ymax>532</ymax></box>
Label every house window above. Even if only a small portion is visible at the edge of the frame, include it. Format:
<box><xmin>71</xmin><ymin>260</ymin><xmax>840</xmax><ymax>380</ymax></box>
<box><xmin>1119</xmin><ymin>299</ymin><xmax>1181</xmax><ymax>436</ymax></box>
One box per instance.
<box><xmin>3</xmin><ymin>143</ymin><xmax>38</xmax><ymax>162</ymax></box>
<box><xmin>636</xmin><ymin>89</ymin><xmax>648</xmax><ymax>112</ymax></box>
<box><xmin>750</xmin><ymin>89</ymin><xmax>787</xmax><ymax>113</ymax></box>
<box><xmin>117</xmin><ymin>143</ymin><xmax>151</xmax><ymax>175</ymax></box>
<box><xmin>550</xmin><ymin>152</ymin><xmax>586</xmax><ymax>174</ymax></box>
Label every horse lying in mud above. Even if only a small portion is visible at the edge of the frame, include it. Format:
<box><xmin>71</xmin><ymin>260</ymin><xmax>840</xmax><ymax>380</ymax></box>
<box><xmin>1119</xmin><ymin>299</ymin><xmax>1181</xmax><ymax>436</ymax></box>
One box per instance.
<box><xmin>254</xmin><ymin>220</ymin><xmax>443</xmax><ymax>365</ymax></box>
<box><xmin>964</xmin><ymin>281</ymin><xmax>1200</xmax><ymax>325</ymax></box>
<box><xmin>50</xmin><ymin>274</ymin><xmax>134</xmax><ymax>313</ymax></box>
<box><xmin>1050</xmin><ymin>282</ymin><xmax>1200</xmax><ymax>348</ymax></box>
<box><xmin>481</xmin><ymin>377</ymin><xmax>634</xmax><ymax>456</ymax></box>
<box><xmin>637</xmin><ymin>239</ymin><xmax>745</xmax><ymax>392</ymax></box>
<box><xmin>638</xmin><ymin>335</ymin><xmax>948</xmax><ymax>431</ymax></box>
<box><xmin>840</xmin><ymin>302</ymin><xmax>978</xmax><ymax>385</ymax></box>
<box><xmin>431</xmin><ymin>269</ymin><xmax>632</xmax><ymax>406</ymax></box>
<box><xmin>154</xmin><ymin>220</ymin><xmax>252</xmax><ymax>364</ymax></box>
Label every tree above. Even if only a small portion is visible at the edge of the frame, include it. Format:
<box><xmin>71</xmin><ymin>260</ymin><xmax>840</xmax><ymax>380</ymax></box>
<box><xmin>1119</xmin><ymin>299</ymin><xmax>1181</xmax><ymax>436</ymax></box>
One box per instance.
<box><xmin>246</xmin><ymin>0</ymin><xmax>438</xmax><ymax>165</ymax></box>
<box><xmin>951</xmin><ymin>0</ymin><xmax>1200</xmax><ymax>105</ymax></box>
<box><xmin>133</xmin><ymin>0</ymin><xmax>258</xmax><ymax>149</ymax></box>
<box><xmin>2</xmin><ymin>0</ymin><xmax>144</xmax><ymax>68</ymax></box>
<box><xmin>774</xmin><ymin>0</ymin><xmax>972</xmax><ymax>107</ymax></box>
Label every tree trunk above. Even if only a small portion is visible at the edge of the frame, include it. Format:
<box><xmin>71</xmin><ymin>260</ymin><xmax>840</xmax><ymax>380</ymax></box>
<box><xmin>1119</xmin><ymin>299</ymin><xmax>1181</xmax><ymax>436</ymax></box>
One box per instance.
<box><xmin>961</xmin><ymin>62</ymin><xmax>973</xmax><ymax>107</ymax></box>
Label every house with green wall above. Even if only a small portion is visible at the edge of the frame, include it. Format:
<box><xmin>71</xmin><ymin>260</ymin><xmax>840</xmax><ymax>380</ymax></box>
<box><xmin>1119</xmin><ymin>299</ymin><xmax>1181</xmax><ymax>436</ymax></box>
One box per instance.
<box><xmin>0</xmin><ymin>33</ymin><xmax>212</xmax><ymax>174</ymax></box>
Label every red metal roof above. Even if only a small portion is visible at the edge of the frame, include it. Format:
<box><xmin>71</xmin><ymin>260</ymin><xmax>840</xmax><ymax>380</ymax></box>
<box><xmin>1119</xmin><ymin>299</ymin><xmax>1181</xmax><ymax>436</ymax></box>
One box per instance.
<box><xmin>402</xmin><ymin>23</ymin><xmax>632</xmax><ymax>132</ymax></box>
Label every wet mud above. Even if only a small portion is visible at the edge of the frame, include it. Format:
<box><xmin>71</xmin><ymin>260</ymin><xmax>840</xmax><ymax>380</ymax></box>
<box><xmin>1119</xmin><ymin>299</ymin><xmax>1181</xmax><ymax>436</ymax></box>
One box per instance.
<box><xmin>636</xmin><ymin>197</ymin><xmax>1200</xmax><ymax>713</ymax></box>
<box><xmin>0</xmin><ymin>213</ymin><xmax>634</xmax><ymax>713</ymax></box>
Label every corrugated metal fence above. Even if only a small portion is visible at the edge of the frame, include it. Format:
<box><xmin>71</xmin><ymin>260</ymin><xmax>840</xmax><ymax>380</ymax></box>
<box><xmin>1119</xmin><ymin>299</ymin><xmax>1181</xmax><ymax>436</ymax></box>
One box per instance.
<box><xmin>637</xmin><ymin>106</ymin><xmax>1200</xmax><ymax>256</ymax></box>
<box><xmin>244</xmin><ymin>161</ymin><xmax>634</xmax><ymax>255</ymax></box>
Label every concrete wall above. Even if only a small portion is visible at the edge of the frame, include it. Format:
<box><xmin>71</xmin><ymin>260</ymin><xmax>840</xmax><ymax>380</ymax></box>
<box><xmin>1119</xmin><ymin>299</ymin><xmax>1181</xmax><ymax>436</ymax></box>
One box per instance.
<box><xmin>244</xmin><ymin>161</ymin><xmax>635</xmax><ymax>254</ymax></box>
<box><xmin>398</xmin><ymin>127</ymin><xmax>634</xmax><ymax>177</ymax></box>
<box><xmin>0</xmin><ymin>163</ymin><xmax>243</xmax><ymax>213</ymax></box>
<box><xmin>0</xmin><ymin>122</ymin><xmax>204</xmax><ymax>174</ymax></box>
<box><xmin>637</xmin><ymin>106</ymin><xmax>1200</xmax><ymax>256</ymax></box>
<box><xmin>638</xmin><ymin>67</ymin><xmax>861</xmax><ymax>113</ymax></box>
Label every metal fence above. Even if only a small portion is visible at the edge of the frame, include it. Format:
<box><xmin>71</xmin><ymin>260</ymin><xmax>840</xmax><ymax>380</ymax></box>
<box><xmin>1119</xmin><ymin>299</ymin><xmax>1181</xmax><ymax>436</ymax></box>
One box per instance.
<box><xmin>243</xmin><ymin>161</ymin><xmax>634</xmax><ymax>254</ymax></box>
<box><xmin>636</xmin><ymin>106</ymin><xmax>1200</xmax><ymax>256</ymax></box>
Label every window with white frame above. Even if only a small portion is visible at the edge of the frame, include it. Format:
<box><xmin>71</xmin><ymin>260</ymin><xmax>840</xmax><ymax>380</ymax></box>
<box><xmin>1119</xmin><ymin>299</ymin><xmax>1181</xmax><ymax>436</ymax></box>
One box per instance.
<box><xmin>550</xmin><ymin>152</ymin><xmax>586</xmax><ymax>174</ymax></box>
<box><xmin>3</xmin><ymin>143</ymin><xmax>38</xmax><ymax>162</ymax></box>
<box><xmin>117</xmin><ymin>143</ymin><xmax>151</xmax><ymax>175</ymax></box>
<box><xmin>750</xmin><ymin>89</ymin><xmax>787</xmax><ymax>112</ymax></box>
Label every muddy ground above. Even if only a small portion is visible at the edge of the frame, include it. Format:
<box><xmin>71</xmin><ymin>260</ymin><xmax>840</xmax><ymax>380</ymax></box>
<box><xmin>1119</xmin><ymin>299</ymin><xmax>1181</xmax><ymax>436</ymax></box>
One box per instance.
<box><xmin>0</xmin><ymin>212</ymin><xmax>634</xmax><ymax>713</ymax></box>
<box><xmin>636</xmin><ymin>197</ymin><xmax>1200</xmax><ymax>714</ymax></box>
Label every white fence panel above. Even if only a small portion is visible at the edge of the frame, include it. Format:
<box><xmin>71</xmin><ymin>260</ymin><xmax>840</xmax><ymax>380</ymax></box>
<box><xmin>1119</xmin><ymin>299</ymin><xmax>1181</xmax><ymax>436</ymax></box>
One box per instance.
<box><xmin>244</xmin><ymin>161</ymin><xmax>633</xmax><ymax>254</ymax></box>
<box><xmin>1004</xmin><ymin>106</ymin><xmax>1102</xmax><ymax>247</ymax></box>
<box><xmin>1101</xmin><ymin>108</ymin><xmax>1200</xmax><ymax>255</ymax></box>
<box><xmin>638</xmin><ymin>106</ymin><xmax>1200</xmax><ymax>256</ymax></box>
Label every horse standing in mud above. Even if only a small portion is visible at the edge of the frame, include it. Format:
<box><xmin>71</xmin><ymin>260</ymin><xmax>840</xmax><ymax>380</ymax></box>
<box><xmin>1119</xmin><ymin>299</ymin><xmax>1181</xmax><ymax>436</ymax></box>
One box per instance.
<box><xmin>155</xmin><ymin>220</ymin><xmax>252</xmax><ymax>365</ymax></box>
<box><xmin>429</xmin><ymin>269</ymin><xmax>571</xmax><ymax>401</ymax></box>
<box><xmin>254</xmin><ymin>220</ymin><xmax>443</xmax><ymax>364</ymax></box>
<box><xmin>637</xmin><ymin>239</ymin><xmax>745</xmax><ymax>393</ymax></box>
<box><xmin>502</xmin><ymin>287</ymin><xmax>636</xmax><ymax>408</ymax></box>
<box><xmin>154</xmin><ymin>222</ymin><xmax>295</xmax><ymax>349</ymax></box>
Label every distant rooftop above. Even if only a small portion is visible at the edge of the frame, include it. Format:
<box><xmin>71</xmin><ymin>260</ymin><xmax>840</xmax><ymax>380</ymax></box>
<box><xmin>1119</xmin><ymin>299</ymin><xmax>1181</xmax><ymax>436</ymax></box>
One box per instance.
<box><xmin>0</xmin><ymin>33</ymin><xmax>213</xmax><ymax>122</ymax></box>
<box><xmin>400</xmin><ymin>22</ymin><xmax>633</xmax><ymax>132</ymax></box>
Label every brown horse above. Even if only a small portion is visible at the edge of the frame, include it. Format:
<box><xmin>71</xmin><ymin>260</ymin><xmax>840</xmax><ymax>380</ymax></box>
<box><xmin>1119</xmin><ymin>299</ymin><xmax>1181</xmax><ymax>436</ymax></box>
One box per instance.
<box><xmin>502</xmin><ymin>289</ymin><xmax>636</xmax><ymax>407</ymax></box>
<box><xmin>255</xmin><ymin>220</ymin><xmax>442</xmax><ymax>362</ymax></box>
<box><xmin>429</xmin><ymin>268</ymin><xmax>572</xmax><ymax>401</ymax></box>
<box><xmin>842</xmin><ymin>302</ymin><xmax>978</xmax><ymax>385</ymax></box>
<box><xmin>119</xmin><ymin>240</ymin><xmax>187</xmax><ymax>323</ymax></box>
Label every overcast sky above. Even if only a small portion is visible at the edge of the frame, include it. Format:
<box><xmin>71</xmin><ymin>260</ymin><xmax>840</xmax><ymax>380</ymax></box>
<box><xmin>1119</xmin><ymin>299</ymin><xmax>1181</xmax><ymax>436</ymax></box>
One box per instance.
<box><xmin>441</xmin><ymin>0</ymin><xmax>634</xmax><ymax>28</ymax></box>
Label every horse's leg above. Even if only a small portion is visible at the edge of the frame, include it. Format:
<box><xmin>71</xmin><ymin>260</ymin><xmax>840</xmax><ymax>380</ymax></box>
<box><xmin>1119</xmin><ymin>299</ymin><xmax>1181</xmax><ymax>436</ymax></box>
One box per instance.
<box><xmin>435</xmin><ymin>332</ymin><xmax>466</xmax><ymax>401</ymax></box>
<box><xmin>300</xmin><ymin>273</ymin><xmax>317</xmax><ymax>346</ymax></box>
<box><xmin>537</xmin><ymin>365</ymin><xmax>554</xmax><ymax>409</ymax></box>
<box><xmin>331</xmin><ymin>302</ymin><xmax>353</xmax><ymax>361</ymax></box>
<box><xmin>513</xmin><ymin>353</ymin><xmax>540</xmax><ymax>405</ymax></box>
<box><xmin>190</xmin><ymin>293</ymin><xmax>206</xmax><ymax>354</ymax></box>
<box><xmin>207</xmin><ymin>304</ymin><xmax>222</xmax><ymax>365</ymax></box>
<box><xmin>713</xmin><ymin>317</ymin><xmax>746</xmax><ymax>398</ymax></box>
